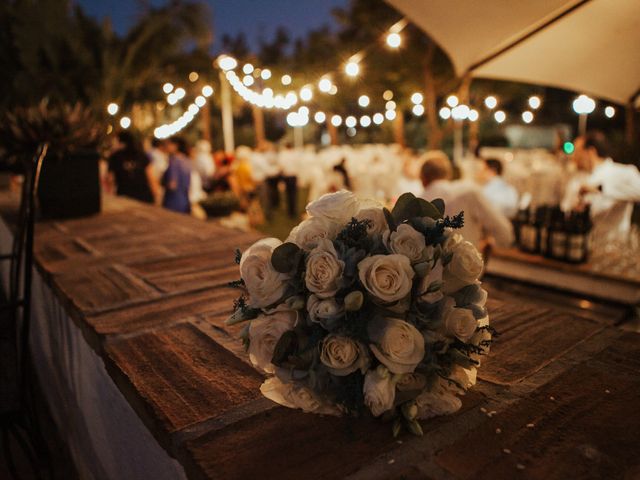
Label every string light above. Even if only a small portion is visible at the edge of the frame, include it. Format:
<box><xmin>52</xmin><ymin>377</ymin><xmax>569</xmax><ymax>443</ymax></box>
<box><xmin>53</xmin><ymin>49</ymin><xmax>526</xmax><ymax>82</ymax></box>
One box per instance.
<box><xmin>360</xmin><ymin>115</ymin><xmax>371</xmax><ymax>127</ymax></box>
<box><xmin>522</xmin><ymin>111</ymin><xmax>534</xmax><ymax>123</ymax></box>
<box><xmin>385</xmin><ymin>100</ymin><xmax>396</xmax><ymax>111</ymax></box>
<box><xmin>358</xmin><ymin>95</ymin><xmax>370</xmax><ymax>107</ymax></box>
<box><xmin>411</xmin><ymin>93</ymin><xmax>423</xmax><ymax>105</ymax></box>
<box><xmin>195</xmin><ymin>95</ymin><xmax>206</xmax><ymax>107</ymax></box>
<box><xmin>345</xmin><ymin>61</ymin><xmax>360</xmax><ymax>77</ymax></box>
<box><xmin>314</xmin><ymin>111</ymin><xmax>326</xmax><ymax>123</ymax></box>
<box><xmin>243</xmin><ymin>75</ymin><xmax>255</xmax><ymax>86</ymax></box>
<box><xmin>281</xmin><ymin>74</ymin><xmax>292</xmax><ymax>85</ymax></box>
<box><xmin>572</xmin><ymin>94</ymin><xmax>595</xmax><ymax>115</ymax></box>
<box><xmin>605</xmin><ymin>106</ymin><xmax>615</xmax><ymax>118</ymax></box>
<box><xmin>261</xmin><ymin>69</ymin><xmax>272</xmax><ymax>80</ymax></box>
<box><xmin>412</xmin><ymin>104</ymin><xmax>425</xmax><ymax>116</ymax></box>
<box><xmin>300</xmin><ymin>86</ymin><xmax>313</xmax><ymax>102</ymax></box>
<box><xmin>451</xmin><ymin>104</ymin><xmax>470</xmax><ymax>120</ymax></box>
<box><xmin>528</xmin><ymin>96</ymin><xmax>541</xmax><ymax>109</ymax></box>
<box><xmin>189</xmin><ymin>72</ymin><xmax>199</xmax><ymax>82</ymax></box>
<box><xmin>162</xmin><ymin>83</ymin><xmax>174</xmax><ymax>94</ymax></box>
<box><xmin>174</xmin><ymin>88</ymin><xmax>186</xmax><ymax>100</ymax></box>
<box><xmin>217</xmin><ymin>55</ymin><xmax>237</xmax><ymax>71</ymax></box>
<box><xmin>243</xmin><ymin>63</ymin><xmax>254</xmax><ymax>74</ymax></box>
<box><xmin>484</xmin><ymin>96</ymin><xmax>497</xmax><ymax>109</ymax></box>
<box><xmin>107</xmin><ymin>103</ymin><xmax>119</xmax><ymax>115</ymax></box>
<box><xmin>439</xmin><ymin>107</ymin><xmax>451</xmax><ymax>120</ymax></box>
<box><xmin>345</xmin><ymin>116</ymin><xmax>357</xmax><ymax>128</ymax></box>
<box><xmin>224</xmin><ymin>70</ymin><xmax>297</xmax><ymax>110</ymax></box>
<box><xmin>386</xmin><ymin>32</ymin><xmax>401</xmax><ymax>48</ymax></box>
<box><xmin>119</xmin><ymin>116</ymin><xmax>131</xmax><ymax>129</ymax></box>
<box><xmin>494</xmin><ymin>110</ymin><xmax>506</xmax><ymax>123</ymax></box>
<box><xmin>468</xmin><ymin>109</ymin><xmax>479</xmax><ymax>122</ymax></box>
<box><xmin>347</xmin><ymin>127</ymin><xmax>356</xmax><ymax>137</ymax></box>
<box><xmin>383</xmin><ymin>90</ymin><xmax>394</xmax><ymax>101</ymax></box>
<box><xmin>331</xmin><ymin>114</ymin><xmax>343</xmax><ymax>127</ymax></box>
<box><xmin>167</xmin><ymin>93</ymin><xmax>178</xmax><ymax>105</ymax></box>
<box><xmin>373</xmin><ymin>113</ymin><xmax>384</xmax><ymax>124</ymax></box>
<box><xmin>328</xmin><ymin>85</ymin><xmax>338</xmax><ymax>95</ymax></box>
<box><xmin>318</xmin><ymin>78</ymin><xmax>332</xmax><ymax>93</ymax></box>
<box><xmin>202</xmin><ymin>85</ymin><xmax>214</xmax><ymax>97</ymax></box>
<box><xmin>446</xmin><ymin>95</ymin><xmax>459</xmax><ymax>107</ymax></box>
<box><xmin>385</xmin><ymin>109</ymin><xmax>396</xmax><ymax>121</ymax></box>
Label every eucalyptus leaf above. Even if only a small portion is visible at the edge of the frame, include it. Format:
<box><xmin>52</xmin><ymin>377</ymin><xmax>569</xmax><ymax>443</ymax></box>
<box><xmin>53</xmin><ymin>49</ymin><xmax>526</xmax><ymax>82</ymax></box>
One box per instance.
<box><xmin>383</xmin><ymin>207</ymin><xmax>397</xmax><ymax>231</ymax></box>
<box><xmin>415</xmin><ymin>198</ymin><xmax>443</xmax><ymax>219</ymax></box>
<box><xmin>225</xmin><ymin>307</ymin><xmax>260</xmax><ymax>326</ymax></box>
<box><xmin>431</xmin><ymin>198</ymin><xmax>445</xmax><ymax>216</ymax></box>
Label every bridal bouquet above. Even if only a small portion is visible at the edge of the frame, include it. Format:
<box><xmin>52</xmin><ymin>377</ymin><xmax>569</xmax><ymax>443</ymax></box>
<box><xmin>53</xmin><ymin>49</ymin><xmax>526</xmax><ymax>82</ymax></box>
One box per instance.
<box><xmin>228</xmin><ymin>191</ymin><xmax>494</xmax><ymax>436</ymax></box>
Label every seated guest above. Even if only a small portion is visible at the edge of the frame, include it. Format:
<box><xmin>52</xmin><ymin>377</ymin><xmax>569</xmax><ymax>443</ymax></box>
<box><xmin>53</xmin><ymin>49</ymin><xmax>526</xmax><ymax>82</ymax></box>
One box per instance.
<box><xmin>420</xmin><ymin>151</ymin><xmax>514</xmax><ymax>248</ymax></box>
<box><xmin>563</xmin><ymin>131</ymin><xmax>640</xmax><ymax>234</ymax></box>
<box><xmin>108</xmin><ymin>131</ymin><xmax>157</xmax><ymax>203</ymax></box>
<box><xmin>162</xmin><ymin>136</ymin><xmax>192</xmax><ymax>214</ymax></box>
<box><xmin>477</xmin><ymin>158</ymin><xmax>519</xmax><ymax>218</ymax></box>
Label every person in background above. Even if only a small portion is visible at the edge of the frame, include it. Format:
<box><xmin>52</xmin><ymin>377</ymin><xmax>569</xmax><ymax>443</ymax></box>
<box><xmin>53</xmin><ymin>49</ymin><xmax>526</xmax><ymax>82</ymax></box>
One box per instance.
<box><xmin>211</xmin><ymin>150</ymin><xmax>233</xmax><ymax>192</ymax></box>
<box><xmin>278</xmin><ymin>143</ymin><xmax>299</xmax><ymax>218</ymax></box>
<box><xmin>420</xmin><ymin>150</ymin><xmax>514</xmax><ymax>249</ymax></box>
<box><xmin>191</xmin><ymin>139</ymin><xmax>215</xmax><ymax>191</ymax></box>
<box><xmin>477</xmin><ymin>158</ymin><xmax>519</xmax><ymax>219</ymax></box>
<box><xmin>233</xmin><ymin>146</ymin><xmax>257</xmax><ymax>209</ymax></box>
<box><xmin>563</xmin><ymin>131</ymin><xmax>640</xmax><ymax>234</ymax></box>
<box><xmin>162</xmin><ymin>136</ymin><xmax>191</xmax><ymax>214</ymax></box>
<box><xmin>107</xmin><ymin>131</ymin><xmax>157</xmax><ymax>203</ymax></box>
<box><xmin>148</xmin><ymin>138</ymin><xmax>169</xmax><ymax>181</ymax></box>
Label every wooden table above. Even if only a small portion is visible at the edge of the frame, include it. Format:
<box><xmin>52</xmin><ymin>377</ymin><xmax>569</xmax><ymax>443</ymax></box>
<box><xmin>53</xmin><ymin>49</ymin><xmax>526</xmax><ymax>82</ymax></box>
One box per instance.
<box><xmin>6</xmin><ymin>194</ymin><xmax>640</xmax><ymax>479</ymax></box>
<box><xmin>486</xmin><ymin>247</ymin><xmax>640</xmax><ymax>306</ymax></box>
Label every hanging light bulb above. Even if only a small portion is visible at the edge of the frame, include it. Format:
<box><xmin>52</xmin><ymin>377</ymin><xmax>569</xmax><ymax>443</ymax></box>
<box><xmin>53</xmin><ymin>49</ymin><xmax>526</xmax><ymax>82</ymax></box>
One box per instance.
<box><xmin>412</xmin><ymin>104</ymin><xmax>425</xmax><ymax>116</ymax></box>
<box><xmin>217</xmin><ymin>55</ymin><xmax>237</xmax><ymax>71</ymax></box>
<box><xmin>528</xmin><ymin>96</ymin><xmax>541</xmax><ymax>109</ymax></box>
<box><xmin>261</xmin><ymin>69</ymin><xmax>272</xmax><ymax>80</ymax></box>
<box><xmin>300</xmin><ymin>86</ymin><xmax>313</xmax><ymax>102</ymax></box>
<box><xmin>195</xmin><ymin>96</ymin><xmax>206</xmax><ymax>107</ymax></box>
<box><xmin>119</xmin><ymin>116</ymin><xmax>131</xmax><ymax>129</ymax></box>
<box><xmin>439</xmin><ymin>107</ymin><xmax>451</xmax><ymax>120</ymax></box>
<box><xmin>107</xmin><ymin>103</ymin><xmax>119</xmax><ymax>115</ymax></box>
<box><xmin>373</xmin><ymin>113</ymin><xmax>384</xmax><ymax>125</ymax></box>
<box><xmin>386</xmin><ymin>32</ymin><xmax>401</xmax><ymax>48</ymax></box>
<box><xmin>468</xmin><ymin>109</ymin><xmax>479</xmax><ymax>122</ymax></box>
<box><xmin>314</xmin><ymin>111</ymin><xmax>326</xmax><ymax>123</ymax></box>
<box><xmin>345</xmin><ymin>116</ymin><xmax>357</xmax><ymax>128</ymax></box>
<box><xmin>360</xmin><ymin>115</ymin><xmax>371</xmax><ymax>127</ymax></box>
<box><xmin>202</xmin><ymin>85</ymin><xmax>214</xmax><ymax>97</ymax></box>
<box><xmin>383</xmin><ymin>90</ymin><xmax>394</xmax><ymax>101</ymax></box>
<box><xmin>345</xmin><ymin>61</ymin><xmax>360</xmax><ymax>77</ymax></box>
<box><xmin>385</xmin><ymin>109</ymin><xmax>396</xmax><ymax>121</ymax></box>
<box><xmin>331</xmin><ymin>114</ymin><xmax>342</xmax><ymax>127</ymax></box>
<box><xmin>358</xmin><ymin>95</ymin><xmax>370</xmax><ymax>107</ymax></box>
<box><xmin>411</xmin><ymin>93</ymin><xmax>423</xmax><ymax>105</ymax></box>
<box><xmin>162</xmin><ymin>83</ymin><xmax>174</xmax><ymax>94</ymax></box>
<box><xmin>281</xmin><ymin>74</ymin><xmax>292</xmax><ymax>85</ymax></box>
<box><xmin>318</xmin><ymin>78</ymin><xmax>332</xmax><ymax>93</ymax></box>
<box><xmin>243</xmin><ymin>63</ymin><xmax>254</xmax><ymax>74</ymax></box>
<box><xmin>385</xmin><ymin>100</ymin><xmax>396</xmax><ymax>111</ymax></box>
<box><xmin>446</xmin><ymin>95</ymin><xmax>459</xmax><ymax>107</ymax></box>
<box><xmin>522</xmin><ymin>111</ymin><xmax>534</xmax><ymax>123</ymax></box>
<box><xmin>494</xmin><ymin>110</ymin><xmax>506</xmax><ymax>123</ymax></box>
<box><xmin>484</xmin><ymin>96</ymin><xmax>497</xmax><ymax>109</ymax></box>
<box><xmin>605</xmin><ymin>106</ymin><xmax>615</xmax><ymax>118</ymax></box>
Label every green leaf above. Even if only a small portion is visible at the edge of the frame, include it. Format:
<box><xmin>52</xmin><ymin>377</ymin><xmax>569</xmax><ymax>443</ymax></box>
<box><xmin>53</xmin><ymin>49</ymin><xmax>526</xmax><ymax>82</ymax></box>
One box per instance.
<box><xmin>225</xmin><ymin>307</ymin><xmax>259</xmax><ymax>326</ymax></box>
<box><xmin>416</xmin><ymin>198</ymin><xmax>443</xmax><ymax>219</ymax></box>
<box><xmin>271</xmin><ymin>242</ymin><xmax>302</xmax><ymax>273</ymax></box>
<box><xmin>392</xmin><ymin>192</ymin><xmax>420</xmax><ymax>223</ymax></box>
<box><xmin>271</xmin><ymin>330</ymin><xmax>298</xmax><ymax>366</ymax></box>
<box><xmin>431</xmin><ymin>198</ymin><xmax>445</xmax><ymax>216</ymax></box>
<box><xmin>383</xmin><ymin>207</ymin><xmax>397</xmax><ymax>231</ymax></box>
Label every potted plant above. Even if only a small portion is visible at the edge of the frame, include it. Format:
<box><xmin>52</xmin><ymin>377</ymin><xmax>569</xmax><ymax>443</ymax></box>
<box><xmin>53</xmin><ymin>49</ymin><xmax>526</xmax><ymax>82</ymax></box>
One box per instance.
<box><xmin>0</xmin><ymin>101</ymin><xmax>104</xmax><ymax>219</ymax></box>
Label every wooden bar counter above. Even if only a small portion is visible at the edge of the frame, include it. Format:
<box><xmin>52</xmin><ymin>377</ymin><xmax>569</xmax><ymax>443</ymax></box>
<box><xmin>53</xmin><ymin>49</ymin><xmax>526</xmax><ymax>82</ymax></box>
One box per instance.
<box><xmin>3</xmin><ymin>194</ymin><xmax>639</xmax><ymax>479</ymax></box>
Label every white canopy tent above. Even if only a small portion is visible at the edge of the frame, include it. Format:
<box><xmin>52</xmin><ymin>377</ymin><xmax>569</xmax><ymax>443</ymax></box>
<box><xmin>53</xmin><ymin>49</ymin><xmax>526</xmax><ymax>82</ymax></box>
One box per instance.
<box><xmin>387</xmin><ymin>0</ymin><xmax>640</xmax><ymax>105</ymax></box>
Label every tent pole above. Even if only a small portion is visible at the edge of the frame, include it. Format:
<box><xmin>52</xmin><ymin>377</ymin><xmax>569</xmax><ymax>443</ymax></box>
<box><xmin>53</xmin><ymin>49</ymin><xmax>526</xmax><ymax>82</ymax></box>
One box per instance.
<box><xmin>219</xmin><ymin>71</ymin><xmax>235</xmax><ymax>154</ymax></box>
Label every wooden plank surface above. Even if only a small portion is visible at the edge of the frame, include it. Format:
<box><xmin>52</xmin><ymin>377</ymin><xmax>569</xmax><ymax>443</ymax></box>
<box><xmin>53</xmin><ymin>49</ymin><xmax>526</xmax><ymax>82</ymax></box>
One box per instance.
<box><xmin>1</xmin><ymin>192</ymin><xmax>635</xmax><ymax>480</ymax></box>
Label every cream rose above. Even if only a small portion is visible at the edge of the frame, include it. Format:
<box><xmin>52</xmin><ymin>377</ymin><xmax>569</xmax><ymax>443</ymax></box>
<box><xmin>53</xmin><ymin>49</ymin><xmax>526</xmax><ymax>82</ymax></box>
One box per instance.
<box><xmin>368</xmin><ymin>317</ymin><xmax>425</xmax><ymax>374</ymax></box>
<box><xmin>363</xmin><ymin>366</ymin><xmax>396</xmax><ymax>417</ymax></box>
<box><xmin>355</xmin><ymin>202</ymin><xmax>387</xmax><ymax>235</ymax></box>
<box><xmin>286</xmin><ymin>216</ymin><xmax>338</xmax><ymax>251</ymax></box>
<box><xmin>240</xmin><ymin>238</ymin><xmax>291</xmax><ymax>308</ymax></box>
<box><xmin>395</xmin><ymin>372</ymin><xmax>427</xmax><ymax>392</ymax></box>
<box><xmin>248</xmin><ymin>310</ymin><xmax>297</xmax><ymax>373</ymax></box>
<box><xmin>383</xmin><ymin>224</ymin><xmax>426</xmax><ymax>263</ymax></box>
<box><xmin>260</xmin><ymin>377</ymin><xmax>341</xmax><ymax>416</ymax></box>
<box><xmin>449</xmin><ymin>365</ymin><xmax>477</xmax><ymax>392</ymax></box>
<box><xmin>357</xmin><ymin>254</ymin><xmax>414</xmax><ymax>303</ymax></box>
<box><xmin>415</xmin><ymin>379</ymin><xmax>462</xmax><ymax>419</ymax></box>
<box><xmin>305</xmin><ymin>239</ymin><xmax>345</xmax><ymax>298</ymax></box>
<box><xmin>442</xmin><ymin>297</ymin><xmax>477</xmax><ymax>342</ymax></box>
<box><xmin>306</xmin><ymin>190</ymin><xmax>359</xmax><ymax>224</ymax></box>
<box><xmin>443</xmin><ymin>240</ymin><xmax>483</xmax><ymax>293</ymax></box>
<box><xmin>307</xmin><ymin>295</ymin><xmax>344</xmax><ymax>330</ymax></box>
<box><xmin>320</xmin><ymin>335</ymin><xmax>369</xmax><ymax>376</ymax></box>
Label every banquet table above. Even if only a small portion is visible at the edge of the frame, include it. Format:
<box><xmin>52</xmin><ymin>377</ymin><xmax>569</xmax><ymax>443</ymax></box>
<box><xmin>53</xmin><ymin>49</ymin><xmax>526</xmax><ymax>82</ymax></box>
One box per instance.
<box><xmin>486</xmin><ymin>247</ymin><xmax>640</xmax><ymax>306</ymax></box>
<box><xmin>1</xmin><ymin>192</ymin><xmax>639</xmax><ymax>480</ymax></box>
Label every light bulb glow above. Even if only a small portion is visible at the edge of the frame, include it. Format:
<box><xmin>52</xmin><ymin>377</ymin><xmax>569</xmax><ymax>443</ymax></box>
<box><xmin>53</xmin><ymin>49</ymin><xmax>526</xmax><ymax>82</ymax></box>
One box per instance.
<box><xmin>243</xmin><ymin>63</ymin><xmax>254</xmax><ymax>74</ymax></box>
<box><xmin>261</xmin><ymin>69</ymin><xmax>271</xmax><ymax>80</ymax></box>
<box><xmin>572</xmin><ymin>94</ymin><xmax>596</xmax><ymax>115</ymax></box>
<box><xmin>412</xmin><ymin>104</ymin><xmax>425</xmax><ymax>116</ymax></box>
<box><xmin>243</xmin><ymin>75</ymin><xmax>254</xmax><ymax>86</ymax></box>
<box><xmin>439</xmin><ymin>107</ymin><xmax>451</xmax><ymax>120</ymax></box>
<box><xmin>202</xmin><ymin>85</ymin><xmax>213</xmax><ymax>97</ymax></box>
<box><xmin>174</xmin><ymin>87</ymin><xmax>186</xmax><ymax>100</ymax></box>
<box><xmin>446</xmin><ymin>95</ymin><xmax>459</xmax><ymax>107</ymax></box>
<box><xmin>411</xmin><ymin>92</ymin><xmax>423</xmax><ymax>105</ymax></box>
<box><xmin>605</xmin><ymin>106</ymin><xmax>615</xmax><ymax>118</ymax></box>
<box><xmin>331</xmin><ymin>115</ymin><xmax>342</xmax><ymax>127</ymax></box>
<box><xmin>281</xmin><ymin>74</ymin><xmax>292</xmax><ymax>85</ymax></box>
<box><xmin>167</xmin><ymin>93</ymin><xmax>178</xmax><ymax>105</ymax></box>
<box><xmin>451</xmin><ymin>104</ymin><xmax>470</xmax><ymax>120</ymax></box>
<box><xmin>107</xmin><ymin>103</ymin><xmax>119</xmax><ymax>115</ymax></box>
<box><xmin>189</xmin><ymin>72</ymin><xmax>199</xmax><ymax>82</ymax></box>
<box><xmin>385</xmin><ymin>109</ymin><xmax>396</xmax><ymax>121</ymax></box>
<box><xmin>468</xmin><ymin>109</ymin><xmax>479</xmax><ymax>122</ymax></box>
<box><xmin>300</xmin><ymin>86</ymin><xmax>313</xmax><ymax>102</ymax></box>
<box><xmin>162</xmin><ymin>83</ymin><xmax>174</xmax><ymax>94</ymax></box>
<box><xmin>494</xmin><ymin>110</ymin><xmax>506</xmax><ymax>123</ymax></box>
<box><xmin>318</xmin><ymin>78</ymin><xmax>332</xmax><ymax>93</ymax></box>
<box><xmin>386</xmin><ymin>32</ymin><xmax>401</xmax><ymax>48</ymax></box>
<box><xmin>385</xmin><ymin>100</ymin><xmax>396</xmax><ymax>111</ymax></box>
<box><xmin>360</xmin><ymin>115</ymin><xmax>371</xmax><ymax>127</ymax></box>
<box><xmin>358</xmin><ymin>95</ymin><xmax>370</xmax><ymax>107</ymax></box>
<box><xmin>345</xmin><ymin>61</ymin><xmax>360</xmax><ymax>77</ymax></box>
<box><xmin>328</xmin><ymin>85</ymin><xmax>338</xmax><ymax>95</ymax></box>
<box><xmin>522</xmin><ymin>111</ymin><xmax>534</xmax><ymax>123</ymax></box>
<box><xmin>484</xmin><ymin>96</ymin><xmax>497</xmax><ymax>109</ymax></box>
<box><xmin>119</xmin><ymin>116</ymin><xmax>131</xmax><ymax>129</ymax></box>
<box><xmin>345</xmin><ymin>116</ymin><xmax>357</xmax><ymax>128</ymax></box>
<box><xmin>314</xmin><ymin>111</ymin><xmax>326</xmax><ymax>123</ymax></box>
<box><xmin>218</xmin><ymin>55</ymin><xmax>237</xmax><ymax>71</ymax></box>
<box><xmin>373</xmin><ymin>113</ymin><xmax>384</xmax><ymax>124</ymax></box>
<box><xmin>528</xmin><ymin>96</ymin><xmax>541</xmax><ymax>109</ymax></box>
<box><xmin>383</xmin><ymin>90</ymin><xmax>393</xmax><ymax>101</ymax></box>
<box><xmin>195</xmin><ymin>95</ymin><xmax>206</xmax><ymax>107</ymax></box>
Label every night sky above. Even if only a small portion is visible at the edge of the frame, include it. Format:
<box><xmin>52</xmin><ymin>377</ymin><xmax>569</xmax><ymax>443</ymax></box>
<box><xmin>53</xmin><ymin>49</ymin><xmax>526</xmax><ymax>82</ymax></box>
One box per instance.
<box><xmin>75</xmin><ymin>0</ymin><xmax>347</xmax><ymax>52</ymax></box>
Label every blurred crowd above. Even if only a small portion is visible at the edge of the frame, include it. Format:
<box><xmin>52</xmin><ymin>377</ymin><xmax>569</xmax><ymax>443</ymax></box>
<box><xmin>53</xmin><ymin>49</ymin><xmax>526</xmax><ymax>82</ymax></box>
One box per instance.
<box><xmin>103</xmin><ymin>130</ymin><xmax>640</xmax><ymax>253</ymax></box>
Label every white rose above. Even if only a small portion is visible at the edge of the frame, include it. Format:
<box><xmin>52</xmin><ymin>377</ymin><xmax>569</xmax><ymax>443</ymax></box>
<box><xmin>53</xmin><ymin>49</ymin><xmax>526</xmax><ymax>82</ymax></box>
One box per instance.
<box><xmin>418</xmin><ymin>260</ymin><xmax>444</xmax><ymax>304</ymax></box>
<box><xmin>442</xmin><ymin>297</ymin><xmax>477</xmax><ymax>342</ymax></box>
<box><xmin>395</xmin><ymin>372</ymin><xmax>427</xmax><ymax>392</ymax></box>
<box><xmin>286</xmin><ymin>216</ymin><xmax>339</xmax><ymax>251</ymax></box>
<box><xmin>248</xmin><ymin>310</ymin><xmax>297</xmax><ymax>373</ymax></box>
<box><xmin>260</xmin><ymin>377</ymin><xmax>341</xmax><ymax>416</ymax></box>
<box><xmin>358</xmin><ymin>254</ymin><xmax>414</xmax><ymax>303</ymax></box>
<box><xmin>320</xmin><ymin>335</ymin><xmax>369</xmax><ymax>376</ymax></box>
<box><xmin>368</xmin><ymin>317</ymin><xmax>425</xmax><ymax>374</ymax></box>
<box><xmin>415</xmin><ymin>378</ymin><xmax>462</xmax><ymax>419</ymax></box>
<box><xmin>363</xmin><ymin>366</ymin><xmax>396</xmax><ymax>417</ymax></box>
<box><xmin>383</xmin><ymin>224</ymin><xmax>426</xmax><ymax>263</ymax></box>
<box><xmin>449</xmin><ymin>365</ymin><xmax>477</xmax><ymax>392</ymax></box>
<box><xmin>305</xmin><ymin>239</ymin><xmax>345</xmax><ymax>298</ymax></box>
<box><xmin>443</xmin><ymin>240</ymin><xmax>483</xmax><ymax>294</ymax></box>
<box><xmin>355</xmin><ymin>201</ymin><xmax>387</xmax><ymax>235</ymax></box>
<box><xmin>306</xmin><ymin>190</ymin><xmax>359</xmax><ymax>225</ymax></box>
<box><xmin>443</xmin><ymin>230</ymin><xmax>462</xmax><ymax>251</ymax></box>
<box><xmin>469</xmin><ymin>314</ymin><xmax>491</xmax><ymax>364</ymax></box>
<box><xmin>307</xmin><ymin>295</ymin><xmax>344</xmax><ymax>330</ymax></box>
<box><xmin>240</xmin><ymin>238</ymin><xmax>291</xmax><ymax>308</ymax></box>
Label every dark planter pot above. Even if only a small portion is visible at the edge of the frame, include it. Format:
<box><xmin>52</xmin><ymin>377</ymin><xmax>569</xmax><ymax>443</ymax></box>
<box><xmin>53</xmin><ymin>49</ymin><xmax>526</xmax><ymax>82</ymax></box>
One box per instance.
<box><xmin>38</xmin><ymin>150</ymin><xmax>101</xmax><ymax>219</ymax></box>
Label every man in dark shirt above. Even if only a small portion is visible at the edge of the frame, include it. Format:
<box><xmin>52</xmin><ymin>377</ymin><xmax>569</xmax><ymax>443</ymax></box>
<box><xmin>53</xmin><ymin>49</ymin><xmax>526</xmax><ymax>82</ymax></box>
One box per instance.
<box><xmin>108</xmin><ymin>131</ymin><xmax>155</xmax><ymax>203</ymax></box>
